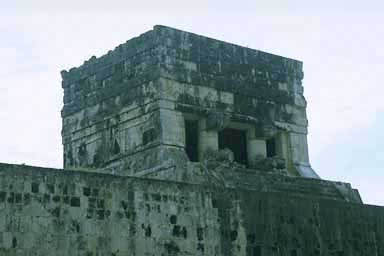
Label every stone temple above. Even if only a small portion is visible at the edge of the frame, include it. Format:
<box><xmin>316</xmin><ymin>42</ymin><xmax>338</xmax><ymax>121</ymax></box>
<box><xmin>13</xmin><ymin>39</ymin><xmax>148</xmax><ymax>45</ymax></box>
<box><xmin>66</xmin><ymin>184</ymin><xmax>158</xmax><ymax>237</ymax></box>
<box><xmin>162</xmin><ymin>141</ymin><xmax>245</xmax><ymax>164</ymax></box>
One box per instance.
<box><xmin>0</xmin><ymin>25</ymin><xmax>383</xmax><ymax>255</ymax></box>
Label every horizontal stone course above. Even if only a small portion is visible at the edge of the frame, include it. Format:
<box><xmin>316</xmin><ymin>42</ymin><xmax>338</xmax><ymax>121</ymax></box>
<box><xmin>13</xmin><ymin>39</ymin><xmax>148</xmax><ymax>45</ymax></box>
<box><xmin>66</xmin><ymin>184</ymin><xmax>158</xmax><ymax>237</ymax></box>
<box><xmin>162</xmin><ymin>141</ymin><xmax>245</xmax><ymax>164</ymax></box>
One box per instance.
<box><xmin>60</xmin><ymin>25</ymin><xmax>313</xmax><ymax>175</ymax></box>
<box><xmin>1</xmin><ymin>163</ymin><xmax>382</xmax><ymax>256</ymax></box>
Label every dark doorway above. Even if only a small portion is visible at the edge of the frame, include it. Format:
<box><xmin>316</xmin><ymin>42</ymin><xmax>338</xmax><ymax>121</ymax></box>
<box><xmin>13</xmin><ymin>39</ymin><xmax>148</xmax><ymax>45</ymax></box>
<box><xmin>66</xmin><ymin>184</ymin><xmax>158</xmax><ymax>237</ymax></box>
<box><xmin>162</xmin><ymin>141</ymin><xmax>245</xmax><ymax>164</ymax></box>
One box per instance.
<box><xmin>266</xmin><ymin>137</ymin><xmax>276</xmax><ymax>157</ymax></box>
<box><xmin>185</xmin><ymin>120</ymin><xmax>199</xmax><ymax>162</ymax></box>
<box><xmin>253</xmin><ymin>246</ymin><xmax>261</xmax><ymax>256</ymax></box>
<box><xmin>218</xmin><ymin>128</ymin><xmax>248</xmax><ymax>166</ymax></box>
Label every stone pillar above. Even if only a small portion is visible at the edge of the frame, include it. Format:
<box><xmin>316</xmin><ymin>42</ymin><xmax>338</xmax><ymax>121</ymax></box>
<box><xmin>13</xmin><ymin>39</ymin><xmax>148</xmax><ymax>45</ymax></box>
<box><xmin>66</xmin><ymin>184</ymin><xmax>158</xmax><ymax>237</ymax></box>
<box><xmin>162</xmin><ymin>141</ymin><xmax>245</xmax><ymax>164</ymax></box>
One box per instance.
<box><xmin>276</xmin><ymin>132</ymin><xmax>289</xmax><ymax>161</ymax></box>
<box><xmin>198</xmin><ymin>119</ymin><xmax>218</xmax><ymax>160</ymax></box>
<box><xmin>159</xmin><ymin>109</ymin><xmax>185</xmax><ymax>147</ymax></box>
<box><xmin>289</xmin><ymin>132</ymin><xmax>309</xmax><ymax>164</ymax></box>
<box><xmin>247</xmin><ymin>128</ymin><xmax>267</xmax><ymax>166</ymax></box>
<box><xmin>275</xmin><ymin>131</ymin><xmax>298</xmax><ymax>175</ymax></box>
<box><xmin>289</xmin><ymin>132</ymin><xmax>319</xmax><ymax>178</ymax></box>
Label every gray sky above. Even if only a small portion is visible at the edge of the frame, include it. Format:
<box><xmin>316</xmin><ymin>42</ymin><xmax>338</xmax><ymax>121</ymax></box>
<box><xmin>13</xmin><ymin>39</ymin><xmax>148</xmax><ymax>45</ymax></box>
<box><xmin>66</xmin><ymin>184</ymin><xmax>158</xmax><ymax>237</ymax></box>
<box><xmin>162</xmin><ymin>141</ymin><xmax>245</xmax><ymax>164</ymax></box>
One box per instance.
<box><xmin>1</xmin><ymin>0</ymin><xmax>383</xmax><ymax>205</ymax></box>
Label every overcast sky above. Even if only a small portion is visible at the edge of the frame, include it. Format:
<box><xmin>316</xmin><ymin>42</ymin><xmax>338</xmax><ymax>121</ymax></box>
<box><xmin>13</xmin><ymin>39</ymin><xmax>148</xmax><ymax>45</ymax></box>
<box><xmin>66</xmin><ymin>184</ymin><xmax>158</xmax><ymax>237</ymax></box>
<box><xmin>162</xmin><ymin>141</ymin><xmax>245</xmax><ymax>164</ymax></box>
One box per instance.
<box><xmin>1</xmin><ymin>0</ymin><xmax>383</xmax><ymax>205</ymax></box>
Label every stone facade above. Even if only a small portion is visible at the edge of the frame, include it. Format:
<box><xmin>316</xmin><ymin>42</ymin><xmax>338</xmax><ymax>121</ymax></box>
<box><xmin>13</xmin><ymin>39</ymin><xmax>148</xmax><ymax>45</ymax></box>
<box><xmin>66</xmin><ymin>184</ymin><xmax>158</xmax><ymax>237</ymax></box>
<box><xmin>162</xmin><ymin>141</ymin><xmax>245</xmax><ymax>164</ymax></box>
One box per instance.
<box><xmin>61</xmin><ymin>25</ymin><xmax>317</xmax><ymax>178</ymax></box>
<box><xmin>1</xmin><ymin>25</ymin><xmax>383</xmax><ymax>255</ymax></box>
<box><xmin>0</xmin><ymin>164</ymin><xmax>383</xmax><ymax>256</ymax></box>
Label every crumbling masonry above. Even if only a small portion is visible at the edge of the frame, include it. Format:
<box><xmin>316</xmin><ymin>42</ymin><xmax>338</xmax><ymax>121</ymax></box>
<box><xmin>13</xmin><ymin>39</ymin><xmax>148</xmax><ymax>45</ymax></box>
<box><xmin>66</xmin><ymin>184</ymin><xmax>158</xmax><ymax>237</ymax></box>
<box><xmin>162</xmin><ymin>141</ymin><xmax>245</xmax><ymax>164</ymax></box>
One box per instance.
<box><xmin>0</xmin><ymin>26</ymin><xmax>383</xmax><ymax>256</ymax></box>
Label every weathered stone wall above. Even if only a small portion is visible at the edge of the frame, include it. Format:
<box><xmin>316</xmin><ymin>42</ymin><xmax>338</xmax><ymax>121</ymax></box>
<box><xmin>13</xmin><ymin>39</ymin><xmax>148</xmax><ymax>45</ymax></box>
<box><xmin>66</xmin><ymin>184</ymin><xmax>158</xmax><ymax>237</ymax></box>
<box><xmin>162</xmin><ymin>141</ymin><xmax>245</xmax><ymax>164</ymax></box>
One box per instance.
<box><xmin>61</xmin><ymin>25</ymin><xmax>317</xmax><ymax>178</ymax></box>
<box><xmin>61</xmin><ymin>30</ymin><xmax>165</xmax><ymax>172</ymax></box>
<box><xmin>1</xmin><ymin>164</ymin><xmax>382</xmax><ymax>256</ymax></box>
<box><xmin>154</xmin><ymin>25</ymin><xmax>313</xmax><ymax>176</ymax></box>
<box><xmin>156</xmin><ymin>25</ymin><xmax>305</xmax><ymax>126</ymax></box>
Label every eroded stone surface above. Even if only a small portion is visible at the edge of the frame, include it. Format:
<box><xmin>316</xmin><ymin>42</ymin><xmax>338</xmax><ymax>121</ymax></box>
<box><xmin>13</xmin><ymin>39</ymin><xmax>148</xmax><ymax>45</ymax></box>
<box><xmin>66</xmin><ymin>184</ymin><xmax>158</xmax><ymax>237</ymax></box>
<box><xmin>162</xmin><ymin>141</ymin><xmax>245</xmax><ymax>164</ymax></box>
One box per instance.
<box><xmin>60</xmin><ymin>25</ymin><xmax>318</xmax><ymax>178</ymax></box>
<box><xmin>1</xmin><ymin>25</ymin><xmax>382</xmax><ymax>256</ymax></box>
<box><xmin>0</xmin><ymin>164</ymin><xmax>382</xmax><ymax>256</ymax></box>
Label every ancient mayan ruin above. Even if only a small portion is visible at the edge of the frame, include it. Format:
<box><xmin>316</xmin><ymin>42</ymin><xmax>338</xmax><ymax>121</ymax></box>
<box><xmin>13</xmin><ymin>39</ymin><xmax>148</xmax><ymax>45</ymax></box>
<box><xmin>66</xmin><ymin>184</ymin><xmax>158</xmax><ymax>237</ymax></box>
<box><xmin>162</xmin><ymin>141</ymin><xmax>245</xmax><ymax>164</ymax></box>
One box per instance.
<box><xmin>0</xmin><ymin>25</ymin><xmax>383</xmax><ymax>255</ymax></box>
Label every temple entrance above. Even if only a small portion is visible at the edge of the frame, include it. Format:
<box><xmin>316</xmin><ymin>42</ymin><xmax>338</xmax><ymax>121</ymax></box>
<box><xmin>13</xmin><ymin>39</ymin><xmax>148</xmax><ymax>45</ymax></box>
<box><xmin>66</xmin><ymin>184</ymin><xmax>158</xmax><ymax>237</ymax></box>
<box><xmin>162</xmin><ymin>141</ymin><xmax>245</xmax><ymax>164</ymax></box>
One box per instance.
<box><xmin>266</xmin><ymin>137</ymin><xmax>276</xmax><ymax>157</ymax></box>
<box><xmin>218</xmin><ymin>128</ymin><xmax>248</xmax><ymax>166</ymax></box>
<box><xmin>184</xmin><ymin>120</ymin><xmax>199</xmax><ymax>162</ymax></box>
